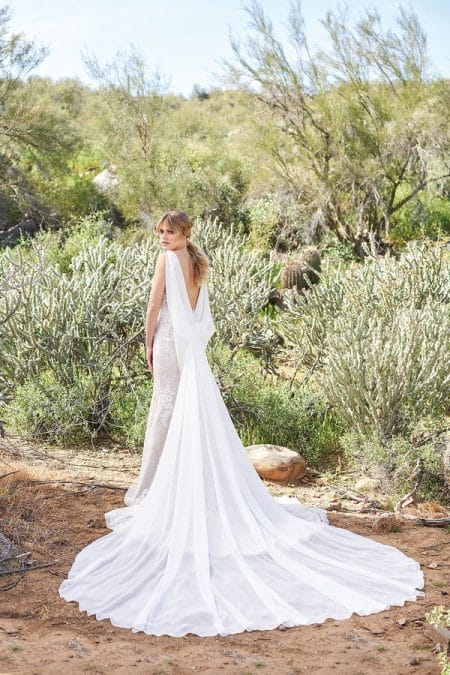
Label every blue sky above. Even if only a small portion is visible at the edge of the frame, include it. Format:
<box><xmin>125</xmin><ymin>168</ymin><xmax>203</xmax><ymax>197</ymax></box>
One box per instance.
<box><xmin>7</xmin><ymin>0</ymin><xmax>450</xmax><ymax>96</ymax></box>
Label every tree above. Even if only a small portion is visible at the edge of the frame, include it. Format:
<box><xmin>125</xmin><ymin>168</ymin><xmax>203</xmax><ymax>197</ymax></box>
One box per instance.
<box><xmin>0</xmin><ymin>6</ymin><xmax>83</xmax><ymax>240</ymax></box>
<box><xmin>0</xmin><ymin>5</ymin><xmax>75</xmax><ymax>159</ymax></box>
<box><xmin>226</xmin><ymin>1</ymin><xmax>450</xmax><ymax>254</ymax></box>
<box><xmin>82</xmin><ymin>47</ymin><xmax>248</xmax><ymax>223</ymax></box>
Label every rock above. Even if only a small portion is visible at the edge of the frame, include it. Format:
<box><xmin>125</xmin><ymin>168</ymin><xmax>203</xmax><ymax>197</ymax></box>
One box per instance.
<box><xmin>85</xmin><ymin>518</ymin><xmax>105</xmax><ymax>529</ymax></box>
<box><xmin>328</xmin><ymin>499</ymin><xmax>342</xmax><ymax>511</ymax></box>
<box><xmin>245</xmin><ymin>444</ymin><xmax>307</xmax><ymax>482</ymax></box>
<box><xmin>92</xmin><ymin>165</ymin><xmax>118</xmax><ymax>194</ymax></box>
<box><xmin>354</xmin><ymin>477</ymin><xmax>380</xmax><ymax>493</ymax></box>
<box><xmin>314</xmin><ymin>475</ymin><xmax>330</xmax><ymax>486</ymax></box>
<box><xmin>371</xmin><ymin>513</ymin><xmax>403</xmax><ymax>533</ymax></box>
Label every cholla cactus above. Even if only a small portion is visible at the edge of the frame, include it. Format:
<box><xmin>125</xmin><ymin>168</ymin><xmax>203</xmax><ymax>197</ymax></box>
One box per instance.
<box><xmin>279</xmin><ymin>240</ymin><xmax>450</xmax><ymax>439</ymax></box>
<box><xmin>0</xmin><ymin>235</ymin><xmax>156</xmax><ymax>427</ymax></box>
<box><xmin>206</xmin><ymin>234</ymin><xmax>277</xmax><ymax>349</ymax></box>
<box><xmin>425</xmin><ymin>606</ymin><xmax>450</xmax><ymax>674</ymax></box>
<box><xmin>0</xmin><ymin>219</ymin><xmax>280</xmax><ymax>431</ymax></box>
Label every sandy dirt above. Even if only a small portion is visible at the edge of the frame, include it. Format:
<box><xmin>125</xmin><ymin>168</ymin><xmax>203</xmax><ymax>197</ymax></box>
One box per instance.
<box><xmin>0</xmin><ymin>435</ymin><xmax>449</xmax><ymax>675</ymax></box>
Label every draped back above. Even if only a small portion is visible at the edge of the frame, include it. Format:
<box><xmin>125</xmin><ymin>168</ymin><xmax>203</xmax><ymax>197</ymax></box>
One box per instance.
<box><xmin>164</xmin><ymin>249</ymin><xmax>215</xmax><ymax>369</ymax></box>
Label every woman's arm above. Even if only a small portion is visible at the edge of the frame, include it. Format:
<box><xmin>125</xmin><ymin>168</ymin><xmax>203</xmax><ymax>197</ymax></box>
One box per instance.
<box><xmin>145</xmin><ymin>252</ymin><xmax>166</xmax><ymax>359</ymax></box>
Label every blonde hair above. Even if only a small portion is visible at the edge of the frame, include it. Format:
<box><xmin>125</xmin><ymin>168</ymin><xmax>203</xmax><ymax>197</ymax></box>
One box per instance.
<box><xmin>154</xmin><ymin>210</ymin><xmax>209</xmax><ymax>286</ymax></box>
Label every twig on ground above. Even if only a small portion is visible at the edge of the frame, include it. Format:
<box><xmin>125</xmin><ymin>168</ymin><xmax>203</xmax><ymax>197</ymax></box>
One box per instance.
<box><xmin>413</xmin><ymin>516</ymin><xmax>450</xmax><ymax>528</ymax></box>
<box><xmin>22</xmin><ymin>479</ymin><xmax>127</xmax><ymax>491</ymax></box>
<box><xmin>0</xmin><ymin>560</ymin><xmax>61</xmax><ymax>578</ymax></box>
<box><xmin>394</xmin><ymin>459</ymin><xmax>424</xmax><ymax>512</ymax></box>
<box><xmin>0</xmin><ymin>470</ymin><xmax>20</xmax><ymax>480</ymax></box>
<box><xmin>419</xmin><ymin>541</ymin><xmax>450</xmax><ymax>551</ymax></box>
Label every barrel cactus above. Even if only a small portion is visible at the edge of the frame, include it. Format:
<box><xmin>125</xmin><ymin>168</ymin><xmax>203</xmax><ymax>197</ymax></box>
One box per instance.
<box><xmin>280</xmin><ymin>246</ymin><xmax>321</xmax><ymax>292</ymax></box>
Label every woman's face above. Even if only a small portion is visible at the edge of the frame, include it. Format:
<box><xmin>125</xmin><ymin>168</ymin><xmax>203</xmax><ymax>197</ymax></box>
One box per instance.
<box><xmin>157</xmin><ymin>222</ymin><xmax>186</xmax><ymax>250</ymax></box>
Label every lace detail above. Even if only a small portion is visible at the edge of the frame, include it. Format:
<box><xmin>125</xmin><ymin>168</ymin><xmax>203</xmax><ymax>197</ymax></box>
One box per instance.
<box><xmin>105</xmin><ymin>291</ymin><xmax>180</xmax><ymax>526</ymax></box>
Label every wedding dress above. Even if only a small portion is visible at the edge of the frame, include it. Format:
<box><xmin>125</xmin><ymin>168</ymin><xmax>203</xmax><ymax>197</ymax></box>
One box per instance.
<box><xmin>59</xmin><ymin>249</ymin><xmax>425</xmax><ymax>637</ymax></box>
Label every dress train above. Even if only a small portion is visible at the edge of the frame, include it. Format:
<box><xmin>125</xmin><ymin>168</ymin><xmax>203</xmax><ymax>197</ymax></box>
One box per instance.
<box><xmin>59</xmin><ymin>249</ymin><xmax>424</xmax><ymax>637</ymax></box>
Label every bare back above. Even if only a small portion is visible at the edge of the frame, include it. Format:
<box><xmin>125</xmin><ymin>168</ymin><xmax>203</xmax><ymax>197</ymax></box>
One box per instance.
<box><xmin>173</xmin><ymin>250</ymin><xmax>201</xmax><ymax>312</ymax></box>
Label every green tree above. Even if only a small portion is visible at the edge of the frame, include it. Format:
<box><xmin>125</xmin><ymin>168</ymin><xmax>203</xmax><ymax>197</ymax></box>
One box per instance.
<box><xmin>0</xmin><ymin>7</ymin><xmax>87</xmax><ymax>235</ymax></box>
<box><xmin>83</xmin><ymin>47</ymin><xmax>250</xmax><ymax>224</ymax></box>
<box><xmin>226</xmin><ymin>1</ymin><xmax>450</xmax><ymax>255</ymax></box>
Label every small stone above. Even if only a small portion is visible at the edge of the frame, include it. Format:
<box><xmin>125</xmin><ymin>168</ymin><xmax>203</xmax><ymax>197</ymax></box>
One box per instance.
<box><xmin>328</xmin><ymin>499</ymin><xmax>342</xmax><ymax>511</ymax></box>
<box><xmin>372</xmin><ymin>513</ymin><xmax>403</xmax><ymax>533</ymax></box>
<box><xmin>86</xmin><ymin>518</ymin><xmax>105</xmax><ymax>529</ymax></box>
<box><xmin>355</xmin><ymin>477</ymin><xmax>379</xmax><ymax>492</ymax></box>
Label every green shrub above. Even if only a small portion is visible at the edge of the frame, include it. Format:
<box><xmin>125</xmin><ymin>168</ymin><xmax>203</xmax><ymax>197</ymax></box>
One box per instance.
<box><xmin>246</xmin><ymin>193</ymin><xmax>312</xmax><ymax>252</ymax></box>
<box><xmin>208</xmin><ymin>341</ymin><xmax>342</xmax><ymax>467</ymax></box>
<box><xmin>24</xmin><ymin>212</ymin><xmax>116</xmax><ymax>274</ymax></box>
<box><xmin>4</xmin><ymin>370</ymin><xmax>94</xmax><ymax>444</ymax></box>
<box><xmin>108</xmin><ymin>378</ymin><xmax>153</xmax><ymax>448</ymax></box>
<box><xmin>340</xmin><ymin>418</ymin><xmax>449</xmax><ymax>502</ymax></box>
<box><xmin>391</xmin><ymin>194</ymin><xmax>450</xmax><ymax>244</ymax></box>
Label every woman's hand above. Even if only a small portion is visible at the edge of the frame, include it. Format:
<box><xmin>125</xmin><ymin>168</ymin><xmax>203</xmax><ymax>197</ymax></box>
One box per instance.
<box><xmin>146</xmin><ymin>344</ymin><xmax>153</xmax><ymax>373</ymax></box>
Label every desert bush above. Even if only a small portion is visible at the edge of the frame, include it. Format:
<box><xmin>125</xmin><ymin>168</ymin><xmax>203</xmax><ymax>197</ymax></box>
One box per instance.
<box><xmin>3</xmin><ymin>370</ymin><xmax>94</xmax><ymax>444</ymax></box>
<box><xmin>108</xmin><ymin>378</ymin><xmax>154</xmax><ymax>448</ymax></box>
<box><xmin>391</xmin><ymin>193</ymin><xmax>450</xmax><ymax>244</ymax></box>
<box><xmin>340</xmin><ymin>419</ymin><xmax>449</xmax><ymax>502</ymax></box>
<box><xmin>246</xmin><ymin>193</ymin><xmax>312</xmax><ymax>252</ymax></box>
<box><xmin>208</xmin><ymin>239</ymin><xmax>274</xmax><ymax>344</ymax></box>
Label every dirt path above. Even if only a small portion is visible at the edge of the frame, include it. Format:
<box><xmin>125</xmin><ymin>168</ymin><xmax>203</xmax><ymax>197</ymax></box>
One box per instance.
<box><xmin>0</xmin><ymin>437</ymin><xmax>448</xmax><ymax>674</ymax></box>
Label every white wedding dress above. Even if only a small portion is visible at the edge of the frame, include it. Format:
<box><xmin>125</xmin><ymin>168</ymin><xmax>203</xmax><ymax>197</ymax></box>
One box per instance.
<box><xmin>59</xmin><ymin>249</ymin><xmax>425</xmax><ymax>637</ymax></box>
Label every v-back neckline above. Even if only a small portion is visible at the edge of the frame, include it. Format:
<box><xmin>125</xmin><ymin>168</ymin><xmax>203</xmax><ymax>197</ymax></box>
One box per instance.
<box><xmin>168</xmin><ymin>250</ymin><xmax>202</xmax><ymax>314</ymax></box>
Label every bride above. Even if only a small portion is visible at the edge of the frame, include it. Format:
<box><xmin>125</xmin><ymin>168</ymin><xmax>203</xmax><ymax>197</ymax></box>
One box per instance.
<box><xmin>59</xmin><ymin>210</ymin><xmax>425</xmax><ymax>637</ymax></box>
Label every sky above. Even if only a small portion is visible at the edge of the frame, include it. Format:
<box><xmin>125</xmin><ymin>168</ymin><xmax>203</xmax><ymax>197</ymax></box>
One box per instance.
<box><xmin>6</xmin><ymin>0</ymin><xmax>450</xmax><ymax>96</ymax></box>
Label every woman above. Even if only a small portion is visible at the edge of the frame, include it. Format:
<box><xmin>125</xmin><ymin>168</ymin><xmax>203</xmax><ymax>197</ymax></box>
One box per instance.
<box><xmin>59</xmin><ymin>210</ymin><xmax>424</xmax><ymax>637</ymax></box>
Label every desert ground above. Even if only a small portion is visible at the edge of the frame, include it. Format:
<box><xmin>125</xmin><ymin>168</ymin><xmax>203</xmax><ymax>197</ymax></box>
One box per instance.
<box><xmin>1</xmin><ymin>436</ymin><xmax>449</xmax><ymax>675</ymax></box>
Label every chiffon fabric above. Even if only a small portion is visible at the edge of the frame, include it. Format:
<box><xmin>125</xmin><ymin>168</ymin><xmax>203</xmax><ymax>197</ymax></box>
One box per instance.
<box><xmin>59</xmin><ymin>248</ymin><xmax>425</xmax><ymax>637</ymax></box>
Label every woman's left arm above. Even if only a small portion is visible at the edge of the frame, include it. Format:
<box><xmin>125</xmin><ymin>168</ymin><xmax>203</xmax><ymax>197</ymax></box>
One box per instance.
<box><xmin>145</xmin><ymin>253</ymin><xmax>166</xmax><ymax>360</ymax></box>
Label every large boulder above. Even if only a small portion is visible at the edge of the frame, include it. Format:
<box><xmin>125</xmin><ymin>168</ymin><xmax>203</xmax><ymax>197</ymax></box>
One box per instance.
<box><xmin>246</xmin><ymin>444</ymin><xmax>307</xmax><ymax>483</ymax></box>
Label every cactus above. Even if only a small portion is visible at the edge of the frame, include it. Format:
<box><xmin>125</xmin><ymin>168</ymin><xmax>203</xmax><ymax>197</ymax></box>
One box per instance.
<box><xmin>425</xmin><ymin>606</ymin><xmax>450</xmax><ymax>674</ymax></box>
<box><xmin>280</xmin><ymin>246</ymin><xmax>321</xmax><ymax>291</ymax></box>
<box><xmin>279</xmin><ymin>240</ymin><xmax>450</xmax><ymax>439</ymax></box>
<box><xmin>0</xmin><ymin>217</ymin><xmax>280</xmax><ymax>437</ymax></box>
